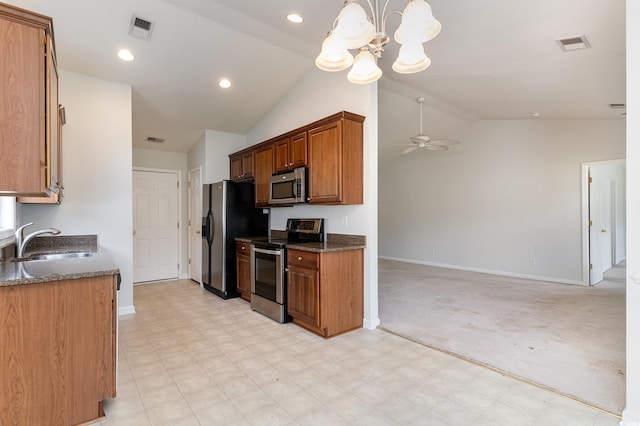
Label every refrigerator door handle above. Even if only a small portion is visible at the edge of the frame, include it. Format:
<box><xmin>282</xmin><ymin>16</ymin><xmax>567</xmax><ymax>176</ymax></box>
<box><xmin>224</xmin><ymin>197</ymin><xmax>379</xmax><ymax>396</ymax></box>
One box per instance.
<box><xmin>205</xmin><ymin>212</ymin><xmax>213</xmax><ymax>243</ymax></box>
<box><xmin>209</xmin><ymin>211</ymin><xmax>214</xmax><ymax>243</ymax></box>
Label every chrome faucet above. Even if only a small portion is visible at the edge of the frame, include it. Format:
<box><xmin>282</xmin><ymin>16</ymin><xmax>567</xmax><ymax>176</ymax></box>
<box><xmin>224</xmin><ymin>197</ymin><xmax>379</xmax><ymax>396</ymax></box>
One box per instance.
<box><xmin>15</xmin><ymin>222</ymin><xmax>61</xmax><ymax>258</ymax></box>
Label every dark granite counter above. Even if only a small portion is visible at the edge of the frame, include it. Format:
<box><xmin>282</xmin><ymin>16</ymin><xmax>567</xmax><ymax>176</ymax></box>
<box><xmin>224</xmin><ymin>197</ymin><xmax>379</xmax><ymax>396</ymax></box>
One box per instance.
<box><xmin>0</xmin><ymin>235</ymin><xmax>119</xmax><ymax>287</ymax></box>
<box><xmin>0</xmin><ymin>253</ymin><xmax>120</xmax><ymax>286</ymax></box>
<box><xmin>286</xmin><ymin>241</ymin><xmax>365</xmax><ymax>253</ymax></box>
<box><xmin>235</xmin><ymin>233</ymin><xmax>366</xmax><ymax>253</ymax></box>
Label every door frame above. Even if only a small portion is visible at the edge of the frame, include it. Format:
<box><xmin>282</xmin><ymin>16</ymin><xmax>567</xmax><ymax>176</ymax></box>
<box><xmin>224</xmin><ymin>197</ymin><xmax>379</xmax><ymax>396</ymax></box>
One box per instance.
<box><xmin>132</xmin><ymin>167</ymin><xmax>183</xmax><ymax>284</ymax></box>
<box><xmin>188</xmin><ymin>166</ymin><xmax>203</xmax><ymax>286</ymax></box>
<box><xmin>580</xmin><ymin>158</ymin><xmax>625</xmax><ymax>285</ymax></box>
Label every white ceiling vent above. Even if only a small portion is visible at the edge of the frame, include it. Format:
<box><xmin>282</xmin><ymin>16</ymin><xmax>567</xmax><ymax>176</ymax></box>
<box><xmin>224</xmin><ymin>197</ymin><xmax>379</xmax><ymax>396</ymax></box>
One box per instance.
<box><xmin>146</xmin><ymin>136</ymin><xmax>165</xmax><ymax>143</ymax></box>
<box><xmin>556</xmin><ymin>35</ymin><xmax>591</xmax><ymax>51</ymax></box>
<box><xmin>129</xmin><ymin>14</ymin><xmax>155</xmax><ymax>41</ymax></box>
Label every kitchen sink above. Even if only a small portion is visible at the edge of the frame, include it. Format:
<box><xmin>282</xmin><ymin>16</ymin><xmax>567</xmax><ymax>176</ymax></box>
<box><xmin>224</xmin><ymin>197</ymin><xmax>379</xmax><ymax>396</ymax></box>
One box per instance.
<box><xmin>27</xmin><ymin>252</ymin><xmax>94</xmax><ymax>261</ymax></box>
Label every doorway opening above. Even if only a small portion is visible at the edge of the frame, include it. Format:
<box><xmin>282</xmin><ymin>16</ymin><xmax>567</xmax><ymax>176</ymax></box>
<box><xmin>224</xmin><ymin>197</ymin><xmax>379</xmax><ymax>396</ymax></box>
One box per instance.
<box><xmin>581</xmin><ymin>159</ymin><xmax>626</xmax><ymax>285</ymax></box>
<box><xmin>187</xmin><ymin>167</ymin><xmax>202</xmax><ymax>285</ymax></box>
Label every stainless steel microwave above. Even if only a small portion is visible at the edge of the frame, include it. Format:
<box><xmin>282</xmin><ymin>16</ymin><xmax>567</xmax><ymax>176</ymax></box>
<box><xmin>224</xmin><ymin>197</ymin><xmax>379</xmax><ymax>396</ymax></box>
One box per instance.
<box><xmin>269</xmin><ymin>167</ymin><xmax>306</xmax><ymax>205</ymax></box>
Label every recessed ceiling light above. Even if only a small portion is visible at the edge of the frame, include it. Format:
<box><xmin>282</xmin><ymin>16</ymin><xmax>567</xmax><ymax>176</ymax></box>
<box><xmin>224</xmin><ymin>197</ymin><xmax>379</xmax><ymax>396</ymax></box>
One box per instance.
<box><xmin>531</xmin><ymin>112</ymin><xmax>540</xmax><ymax>118</ymax></box>
<box><xmin>286</xmin><ymin>14</ymin><xmax>303</xmax><ymax>24</ymax></box>
<box><xmin>117</xmin><ymin>49</ymin><xmax>135</xmax><ymax>62</ymax></box>
<box><xmin>219</xmin><ymin>79</ymin><xmax>232</xmax><ymax>89</ymax></box>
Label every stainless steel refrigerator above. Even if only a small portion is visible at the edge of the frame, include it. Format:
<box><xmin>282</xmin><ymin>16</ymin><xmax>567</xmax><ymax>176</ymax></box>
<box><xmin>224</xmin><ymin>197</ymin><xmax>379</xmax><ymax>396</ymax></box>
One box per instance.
<box><xmin>202</xmin><ymin>180</ymin><xmax>268</xmax><ymax>299</ymax></box>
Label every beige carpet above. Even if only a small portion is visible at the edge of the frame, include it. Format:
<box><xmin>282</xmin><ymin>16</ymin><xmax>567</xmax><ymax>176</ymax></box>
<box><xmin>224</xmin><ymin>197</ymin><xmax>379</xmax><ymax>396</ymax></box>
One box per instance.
<box><xmin>378</xmin><ymin>259</ymin><xmax>626</xmax><ymax>414</ymax></box>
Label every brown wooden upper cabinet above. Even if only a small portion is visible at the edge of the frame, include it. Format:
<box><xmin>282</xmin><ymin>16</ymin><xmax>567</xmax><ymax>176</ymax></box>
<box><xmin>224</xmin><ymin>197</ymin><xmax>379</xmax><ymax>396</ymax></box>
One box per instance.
<box><xmin>230</xmin><ymin>150</ymin><xmax>254</xmax><ymax>181</ymax></box>
<box><xmin>0</xmin><ymin>4</ymin><xmax>62</xmax><ymax>199</ymax></box>
<box><xmin>229</xmin><ymin>111</ymin><xmax>364</xmax><ymax>206</ymax></box>
<box><xmin>254</xmin><ymin>145</ymin><xmax>274</xmax><ymax>206</ymax></box>
<box><xmin>307</xmin><ymin>114</ymin><xmax>363</xmax><ymax>205</ymax></box>
<box><xmin>274</xmin><ymin>132</ymin><xmax>307</xmax><ymax>173</ymax></box>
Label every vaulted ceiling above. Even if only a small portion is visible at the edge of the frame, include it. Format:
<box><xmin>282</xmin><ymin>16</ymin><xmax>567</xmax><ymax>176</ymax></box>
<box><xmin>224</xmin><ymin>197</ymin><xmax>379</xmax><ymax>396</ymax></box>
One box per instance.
<box><xmin>7</xmin><ymin>0</ymin><xmax>626</xmax><ymax>155</ymax></box>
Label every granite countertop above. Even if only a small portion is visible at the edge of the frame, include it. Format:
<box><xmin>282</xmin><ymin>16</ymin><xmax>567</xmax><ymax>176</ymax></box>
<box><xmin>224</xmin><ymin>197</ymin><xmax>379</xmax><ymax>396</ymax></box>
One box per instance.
<box><xmin>285</xmin><ymin>241</ymin><xmax>365</xmax><ymax>253</ymax></box>
<box><xmin>0</xmin><ymin>235</ymin><xmax>120</xmax><ymax>287</ymax></box>
<box><xmin>235</xmin><ymin>233</ymin><xmax>366</xmax><ymax>253</ymax></box>
<box><xmin>235</xmin><ymin>236</ymin><xmax>259</xmax><ymax>243</ymax></box>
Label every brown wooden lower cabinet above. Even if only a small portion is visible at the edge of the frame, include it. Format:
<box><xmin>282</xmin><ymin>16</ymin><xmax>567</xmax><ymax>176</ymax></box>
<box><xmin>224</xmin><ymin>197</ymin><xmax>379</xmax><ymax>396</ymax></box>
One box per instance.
<box><xmin>236</xmin><ymin>241</ymin><xmax>251</xmax><ymax>301</ymax></box>
<box><xmin>287</xmin><ymin>248</ymin><xmax>363</xmax><ymax>337</ymax></box>
<box><xmin>0</xmin><ymin>275</ymin><xmax>117</xmax><ymax>426</ymax></box>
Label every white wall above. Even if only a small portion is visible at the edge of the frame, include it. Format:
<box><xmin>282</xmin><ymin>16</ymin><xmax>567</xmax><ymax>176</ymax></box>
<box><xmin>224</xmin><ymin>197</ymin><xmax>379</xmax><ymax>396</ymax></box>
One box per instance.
<box><xmin>379</xmin><ymin>112</ymin><xmax>625</xmax><ymax>284</ymax></box>
<box><xmin>21</xmin><ymin>71</ymin><xmax>134</xmax><ymax>313</ymax></box>
<box><xmin>188</xmin><ymin>130</ymin><xmax>247</xmax><ymax>184</ymax></box>
<box><xmin>246</xmin><ymin>68</ymin><xmax>379</xmax><ymax>329</ymax></box>
<box><xmin>623</xmin><ymin>0</ymin><xmax>640</xmax><ymax>423</ymax></box>
<box><xmin>132</xmin><ymin>148</ymin><xmax>189</xmax><ymax>279</ymax></box>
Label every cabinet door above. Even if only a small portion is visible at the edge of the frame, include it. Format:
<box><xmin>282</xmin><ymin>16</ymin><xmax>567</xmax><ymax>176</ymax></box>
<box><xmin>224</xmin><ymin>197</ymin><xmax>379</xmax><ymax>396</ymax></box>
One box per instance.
<box><xmin>287</xmin><ymin>265</ymin><xmax>320</xmax><ymax>327</ymax></box>
<box><xmin>47</xmin><ymin>33</ymin><xmax>60</xmax><ymax>193</ymax></box>
<box><xmin>308</xmin><ymin>121</ymin><xmax>342</xmax><ymax>204</ymax></box>
<box><xmin>236</xmin><ymin>253</ymin><xmax>251</xmax><ymax>301</ymax></box>
<box><xmin>254</xmin><ymin>146</ymin><xmax>274</xmax><ymax>206</ymax></box>
<box><xmin>0</xmin><ymin>19</ymin><xmax>46</xmax><ymax>195</ymax></box>
<box><xmin>241</xmin><ymin>151</ymin><xmax>254</xmax><ymax>179</ymax></box>
<box><xmin>230</xmin><ymin>154</ymin><xmax>242</xmax><ymax>180</ymax></box>
<box><xmin>289</xmin><ymin>132</ymin><xmax>307</xmax><ymax>169</ymax></box>
<box><xmin>273</xmin><ymin>138</ymin><xmax>290</xmax><ymax>173</ymax></box>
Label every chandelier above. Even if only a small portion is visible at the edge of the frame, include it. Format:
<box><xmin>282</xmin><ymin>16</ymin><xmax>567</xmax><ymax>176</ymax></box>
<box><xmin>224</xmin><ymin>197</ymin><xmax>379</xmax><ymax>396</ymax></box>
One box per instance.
<box><xmin>316</xmin><ymin>0</ymin><xmax>441</xmax><ymax>84</ymax></box>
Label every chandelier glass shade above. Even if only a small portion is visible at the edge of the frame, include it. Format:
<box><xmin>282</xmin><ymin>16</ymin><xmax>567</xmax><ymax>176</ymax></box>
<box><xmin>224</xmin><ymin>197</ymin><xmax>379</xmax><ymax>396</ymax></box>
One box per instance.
<box><xmin>316</xmin><ymin>0</ymin><xmax>441</xmax><ymax>84</ymax></box>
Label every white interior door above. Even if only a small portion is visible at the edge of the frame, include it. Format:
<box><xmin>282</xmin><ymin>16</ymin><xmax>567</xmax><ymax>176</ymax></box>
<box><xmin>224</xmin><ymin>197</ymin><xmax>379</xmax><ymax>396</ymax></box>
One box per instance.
<box><xmin>589</xmin><ymin>166</ymin><xmax>613</xmax><ymax>285</ymax></box>
<box><xmin>188</xmin><ymin>168</ymin><xmax>202</xmax><ymax>284</ymax></box>
<box><xmin>133</xmin><ymin>170</ymin><xmax>180</xmax><ymax>283</ymax></box>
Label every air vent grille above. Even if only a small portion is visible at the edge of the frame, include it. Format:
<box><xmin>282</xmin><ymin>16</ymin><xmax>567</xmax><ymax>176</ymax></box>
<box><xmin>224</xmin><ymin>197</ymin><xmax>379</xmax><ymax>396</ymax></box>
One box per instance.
<box><xmin>134</xmin><ymin>17</ymin><xmax>152</xmax><ymax>31</ymax></box>
<box><xmin>608</xmin><ymin>103</ymin><xmax>626</xmax><ymax>109</ymax></box>
<box><xmin>146</xmin><ymin>136</ymin><xmax>165</xmax><ymax>143</ymax></box>
<box><xmin>556</xmin><ymin>35</ymin><xmax>591</xmax><ymax>51</ymax></box>
<box><xmin>129</xmin><ymin>14</ymin><xmax>155</xmax><ymax>41</ymax></box>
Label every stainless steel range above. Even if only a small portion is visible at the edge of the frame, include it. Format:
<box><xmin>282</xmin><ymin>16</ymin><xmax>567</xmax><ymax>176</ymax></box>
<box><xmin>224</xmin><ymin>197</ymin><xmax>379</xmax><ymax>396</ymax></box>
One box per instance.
<box><xmin>250</xmin><ymin>218</ymin><xmax>325</xmax><ymax>323</ymax></box>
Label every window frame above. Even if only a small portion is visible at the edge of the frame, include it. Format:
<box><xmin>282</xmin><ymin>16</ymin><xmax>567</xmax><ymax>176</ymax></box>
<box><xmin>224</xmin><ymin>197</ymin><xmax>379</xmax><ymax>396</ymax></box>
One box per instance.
<box><xmin>0</xmin><ymin>197</ymin><xmax>17</xmax><ymax>241</ymax></box>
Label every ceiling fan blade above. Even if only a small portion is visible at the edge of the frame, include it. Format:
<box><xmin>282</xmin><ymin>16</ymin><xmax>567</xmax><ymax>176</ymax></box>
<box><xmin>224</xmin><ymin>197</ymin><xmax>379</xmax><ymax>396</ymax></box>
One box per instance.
<box><xmin>424</xmin><ymin>144</ymin><xmax>448</xmax><ymax>151</ymax></box>
<box><xmin>403</xmin><ymin>146</ymin><xmax>418</xmax><ymax>154</ymax></box>
<box><xmin>428</xmin><ymin>138</ymin><xmax>460</xmax><ymax>146</ymax></box>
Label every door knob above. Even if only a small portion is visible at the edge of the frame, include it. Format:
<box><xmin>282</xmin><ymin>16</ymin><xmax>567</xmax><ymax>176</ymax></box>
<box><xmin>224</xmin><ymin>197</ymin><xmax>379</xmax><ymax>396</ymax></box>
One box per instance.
<box><xmin>196</xmin><ymin>230</ymin><xmax>201</xmax><ymax>234</ymax></box>
<box><xmin>133</xmin><ymin>229</ymin><xmax>136</xmax><ymax>236</ymax></box>
<box><xmin>601</xmin><ymin>229</ymin><xmax>607</xmax><ymax>233</ymax></box>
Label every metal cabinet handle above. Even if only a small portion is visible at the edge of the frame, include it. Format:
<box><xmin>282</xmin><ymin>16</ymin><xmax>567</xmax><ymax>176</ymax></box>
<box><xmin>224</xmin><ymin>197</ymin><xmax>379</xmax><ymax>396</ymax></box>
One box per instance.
<box><xmin>297</xmin><ymin>256</ymin><xmax>303</xmax><ymax>261</ymax></box>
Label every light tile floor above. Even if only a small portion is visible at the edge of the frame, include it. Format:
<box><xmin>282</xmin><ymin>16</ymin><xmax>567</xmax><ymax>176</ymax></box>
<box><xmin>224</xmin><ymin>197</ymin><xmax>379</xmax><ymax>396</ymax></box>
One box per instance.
<box><xmin>101</xmin><ymin>279</ymin><xmax>620</xmax><ymax>426</ymax></box>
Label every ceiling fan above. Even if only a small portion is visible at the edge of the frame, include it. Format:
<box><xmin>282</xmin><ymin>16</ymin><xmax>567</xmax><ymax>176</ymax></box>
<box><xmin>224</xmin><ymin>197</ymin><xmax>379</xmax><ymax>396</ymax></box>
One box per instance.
<box><xmin>400</xmin><ymin>97</ymin><xmax>460</xmax><ymax>154</ymax></box>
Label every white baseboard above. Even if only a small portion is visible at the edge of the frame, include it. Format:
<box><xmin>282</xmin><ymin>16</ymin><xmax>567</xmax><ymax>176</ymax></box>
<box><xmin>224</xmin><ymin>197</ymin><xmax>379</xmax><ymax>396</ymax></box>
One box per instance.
<box><xmin>119</xmin><ymin>305</ymin><xmax>136</xmax><ymax>316</ymax></box>
<box><xmin>363</xmin><ymin>317</ymin><xmax>381</xmax><ymax>330</ymax></box>
<box><xmin>379</xmin><ymin>256</ymin><xmax>585</xmax><ymax>286</ymax></box>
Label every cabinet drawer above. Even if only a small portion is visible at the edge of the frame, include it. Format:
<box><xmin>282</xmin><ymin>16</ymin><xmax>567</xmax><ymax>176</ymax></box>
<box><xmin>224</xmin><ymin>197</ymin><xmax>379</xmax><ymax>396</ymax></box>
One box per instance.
<box><xmin>287</xmin><ymin>249</ymin><xmax>319</xmax><ymax>270</ymax></box>
<box><xmin>236</xmin><ymin>241</ymin><xmax>250</xmax><ymax>254</ymax></box>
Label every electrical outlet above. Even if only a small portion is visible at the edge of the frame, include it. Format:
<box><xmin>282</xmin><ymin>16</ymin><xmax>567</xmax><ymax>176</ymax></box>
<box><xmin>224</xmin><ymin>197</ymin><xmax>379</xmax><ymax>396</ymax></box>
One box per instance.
<box><xmin>529</xmin><ymin>257</ymin><xmax>536</xmax><ymax>265</ymax></box>
<box><xmin>341</xmin><ymin>216</ymin><xmax>348</xmax><ymax>227</ymax></box>
<box><xmin>431</xmin><ymin>249</ymin><xmax>436</xmax><ymax>255</ymax></box>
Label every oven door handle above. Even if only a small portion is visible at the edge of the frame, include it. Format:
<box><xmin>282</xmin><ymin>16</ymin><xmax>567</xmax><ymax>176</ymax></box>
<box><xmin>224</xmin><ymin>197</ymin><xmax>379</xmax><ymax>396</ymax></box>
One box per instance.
<box><xmin>252</xmin><ymin>246</ymin><xmax>283</xmax><ymax>256</ymax></box>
